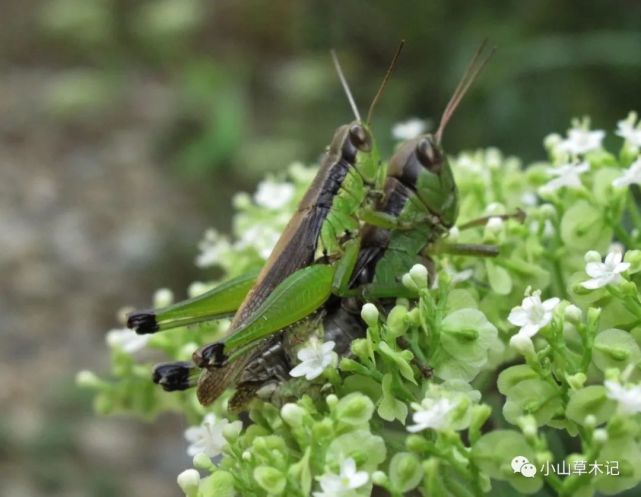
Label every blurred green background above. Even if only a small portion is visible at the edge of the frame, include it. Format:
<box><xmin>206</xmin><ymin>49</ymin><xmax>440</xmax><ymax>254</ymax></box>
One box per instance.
<box><xmin>2</xmin><ymin>1</ymin><xmax>641</xmax><ymax>496</ymax></box>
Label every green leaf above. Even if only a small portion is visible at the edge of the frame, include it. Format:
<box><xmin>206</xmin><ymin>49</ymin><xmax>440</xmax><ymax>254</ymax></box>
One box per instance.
<box><xmin>389</xmin><ymin>452</ymin><xmax>423</xmax><ymax>492</ymax></box>
<box><xmin>560</xmin><ymin>200</ymin><xmax>612</xmax><ymax>253</ymax></box>
<box><xmin>502</xmin><ymin>378</ymin><xmax>563</xmax><ymax>426</ymax></box>
<box><xmin>592</xmin><ymin>328</ymin><xmax>641</xmax><ymax>372</ymax></box>
<box><xmin>472</xmin><ymin>430</ymin><xmax>543</xmax><ymax>494</ymax></box>
<box><xmin>485</xmin><ymin>259</ymin><xmax>513</xmax><ymax>295</ymax></box>
<box><xmin>565</xmin><ymin>385</ymin><xmax>615</xmax><ymax>425</ymax></box>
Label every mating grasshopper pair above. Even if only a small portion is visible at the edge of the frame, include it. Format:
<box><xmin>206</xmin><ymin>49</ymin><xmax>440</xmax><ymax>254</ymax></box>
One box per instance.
<box><xmin>127</xmin><ymin>41</ymin><xmax>507</xmax><ymax>411</ymax></box>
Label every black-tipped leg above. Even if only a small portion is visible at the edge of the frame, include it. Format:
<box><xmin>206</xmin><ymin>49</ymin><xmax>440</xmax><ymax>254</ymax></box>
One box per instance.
<box><xmin>152</xmin><ymin>361</ymin><xmax>196</xmax><ymax>391</ymax></box>
<box><xmin>193</xmin><ymin>342</ymin><xmax>228</xmax><ymax>368</ymax></box>
<box><xmin>127</xmin><ymin>311</ymin><xmax>159</xmax><ymax>335</ymax></box>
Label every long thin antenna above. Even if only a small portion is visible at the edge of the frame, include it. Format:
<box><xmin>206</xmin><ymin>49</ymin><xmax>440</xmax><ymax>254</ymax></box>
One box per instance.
<box><xmin>435</xmin><ymin>40</ymin><xmax>495</xmax><ymax>144</ymax></box>
<box><xmin>331</xmin><ymin>50</ymin><xmax>362</xmax><ymax>122</ymax></box>
<box><xmin>366</xmin><ymin>39</ymin><xmax>405</xmax><ymax>124</ymax></box>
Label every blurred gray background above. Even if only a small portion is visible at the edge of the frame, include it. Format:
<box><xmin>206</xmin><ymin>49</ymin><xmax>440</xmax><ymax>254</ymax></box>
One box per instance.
<box><xmin>1</xmin><ymin>1</ymin><xmax>641</xmax><ymax>496</ymax></box>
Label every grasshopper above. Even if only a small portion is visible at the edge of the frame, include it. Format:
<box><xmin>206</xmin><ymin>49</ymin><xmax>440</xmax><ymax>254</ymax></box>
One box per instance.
<box><xmin>128</xmin><ymin>46</ymin><xmax>404</xmax><ymax>404</ymax></box>
<box><xmin>134</xmin><ymin>42</ymin><xmax>513</xmax><ymax>408</ymax></box>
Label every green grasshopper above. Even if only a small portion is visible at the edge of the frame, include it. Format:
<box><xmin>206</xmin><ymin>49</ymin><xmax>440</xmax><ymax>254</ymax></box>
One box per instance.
<box><xmin>128</xmin><ymin>46</ymin><xmax>404</xmax><ymax>404</ymax></box>
<box><xmin>137</xmin><ymin>43</ymin><xmax>510</xmax><ymax>410</ymax></box>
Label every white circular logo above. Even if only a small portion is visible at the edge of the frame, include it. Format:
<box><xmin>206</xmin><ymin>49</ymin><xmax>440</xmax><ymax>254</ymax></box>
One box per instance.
<box><xmin>511</xmin><ymin>456</ymin><xmax>537</xmax><ymax>478</ymax></box>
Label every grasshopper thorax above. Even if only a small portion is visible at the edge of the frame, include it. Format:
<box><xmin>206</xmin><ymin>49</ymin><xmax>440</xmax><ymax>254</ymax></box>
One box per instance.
<box><xmin>388</xmin><ymin>133</ymin><xmax>458</xmax><ymax>228</ymax></box>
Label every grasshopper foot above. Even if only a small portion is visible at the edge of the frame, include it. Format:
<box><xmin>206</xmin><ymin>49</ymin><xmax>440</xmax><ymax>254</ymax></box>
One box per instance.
<box><xmin>152</xmin><ymin>361</ymin><xmax>196</xmax><ymax>391</ymax></box>
<box><xmin>127</xmin><ymin>311</ymin><xmax>159</xmax><ymax>334</ymax></box>
<box><xmin>193</xmin><ymin>342</ymin><xmax>228</xmax><ymax>368</ymax></box>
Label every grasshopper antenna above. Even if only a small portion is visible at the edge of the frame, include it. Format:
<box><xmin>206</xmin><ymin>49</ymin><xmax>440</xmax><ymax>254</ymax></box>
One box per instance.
<box><xmin>366</xmin><ymin>39</ymin><xmax>405</xmax><ymax>125</ymax></box>
<box><xmin>331</xmin><ymin>50</ymin><xmax>362</xmax><ymax>122</ymax></box>
<box><xmin>435</xmin><ymin>40</ymin><xmax>495</xmax><ymax>144</ymax></box>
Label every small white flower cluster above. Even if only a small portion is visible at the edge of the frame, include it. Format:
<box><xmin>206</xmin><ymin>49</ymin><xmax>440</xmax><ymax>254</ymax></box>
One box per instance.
<box><xmin>581</xmin><ymin>249</ymin><xmax>629</xmax><ymax>290</ymax></box>
<box><xmin>184</xmin><ymin>413</ymin><xmax>241</xmax><ymax>459</ymax></box>
<box><xmin>539</xmin><ymin>161</ymin><xmax>589</xmax><ymax>195</ymax></box>
<box><xmin>407</xmin><ymin>397</ymin><xmax>455</xmax><ymax>433</ymax></box>
<box><xmin>508</xmin><ymin>289</ymin><xmax>559</xmax><ymax>348</ymax></box>
<box><xmin>605</xmin><ymin>380</ymin><xmax>641</xmax><ymax>415</ymax></box>
<box><xmin>540</xmin><ymin>115</ymin><xmax>641</xmax><ymax>193</ymax></box>
<box><xmin>289</xmin><ymin>338</ymin><xmax>337</xmax><ymax>380</ymax></box>
<box><xmin>105</xmin><ymin>328</ymin><xmax>150</xmax><ymax>354</ymax></box>
<box><xmin>196</xmin><ymin>178</ymin><xmax>296</xmax><ymax>268</ymax></box>
<box><xmin>392</xmin><ymin>118</ymin><xmax>427</xmax><ymax>141</ymax></box>
<box><xmin>313</xmin><ymin>458</ymin><xmax>369</xmax><ymax>497</ymax></box>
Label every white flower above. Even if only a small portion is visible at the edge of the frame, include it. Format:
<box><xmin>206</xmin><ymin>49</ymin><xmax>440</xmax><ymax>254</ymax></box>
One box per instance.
<box><xmin>254</xmin><ymin>179</ymin><xmax>295</xmax><ymax>210</ymax></box>
<box><xmin>237</xmin><ymin>225</ymin><xmax>280</xmax><ymax>260</ymax></box>
<box><xmin>195</xmin><ymin>229</ymin><xmax>230</xmax><ymax>268</ymax></box>
<box><xmin>407</xmin><ymin>397</ymin><xmax>455</xmax><ymax>432</ymax></box>
<box><xmin>539</xmin><ymin>162</ymin><xmax>589</xmax><ymax>194</ymax></box>
<box><xmin>508</xmin><ymin>290</ymin><xmax>560</xmax><ymax>338</ymax></box>
<box><xmin>558</xmin><ymin>128</ymin><xmax>605</xmax><ymax>155</ymax></box>
<box><xmin>289</xmin><ymin>339</ymin><xmax>336</xmax><ymax>380</ymax></box>
<box><xmin>313</xmin><ymin>458</ymin><xmax>368</xmax><ymax>497</ymax></box>
<box><xmin>486</xmin><ymin>216</ymin><xmax>504</xmax><ymax>233</ymax></box>
<box><xmin>177</xmin><ymin>469</ymin><xmax>201</xmax><ymax>495</ymax></box>
<box><xmin>184</xmin><ymin>413</ymin><xmax>239</xmax><ymax>458</ymax></box>
<box><xmin>581</xmin><ymin>250</ymin><xmax>630</xmax><ymax>289</ymax></box>
<box><xmin>153</xmin><ymin>288</ymin><xmax>173</xmax><ymax>308</ymax></box>
<box><xmin>392</xmin><ymin>118</ymin><xmax>426</xmax><ymax>140</ymax></box>
<box><xmin>616</xmin><ymin>118</ymin><xmax>641</xmax><ymax>147</ymax></box>
<box><xmin>613</xmin><ymin>158</ymin><xmax>641</xmax><ymax>188</ymax></box>
<box><xmin>520</xmin><ymin>191</ymin><xmax>538</xmax><ymax>207</ymax></box>
<box><xmin>605</xmin><ymin>380</ymin><xmax>641</xmax><ymax>414</ymax></box>
<box><xmin>106</xmin><ymin>328</ymin><xmax>150</xmax><ymax>354</ymax></box>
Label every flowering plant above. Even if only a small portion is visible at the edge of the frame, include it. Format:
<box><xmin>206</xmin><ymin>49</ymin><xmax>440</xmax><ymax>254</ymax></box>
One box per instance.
<box><xmin>79</xmin><ymin>113</ymin><xmax>641</xmax><ymax>496</ymax></box>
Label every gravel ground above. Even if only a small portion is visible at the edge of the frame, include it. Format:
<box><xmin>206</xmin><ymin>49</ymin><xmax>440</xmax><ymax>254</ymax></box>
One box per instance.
<box><xmin>0</xmin><ymin>67</ymin><xmax>216</xmax><ymax>497</ymax></box>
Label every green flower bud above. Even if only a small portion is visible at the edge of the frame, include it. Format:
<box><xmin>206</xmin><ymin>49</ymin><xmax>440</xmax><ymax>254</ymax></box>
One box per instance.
<box><xmin>326</xmin><ymin>394</ymin><xmax>338</xmax><ymax>410</ymax></box>
<box><xmin>351</xmin><ymin>338</ymin><xmax>370</xmax><ymax>361</ymax></box>
<box><xmin>564</xmin><ymin>304</ymin><xmax>583</xmax><ymax>323</ymax></box>
<box><xmin>372</xmin><ymin>470</ymin><xmax>388</xmax><ymax>486</ymax></box>
<box><xmin>335</xmin><ymin>393</ymin><xmax>375</xmax><ymax>426</ymax></box>
<box><xmin>177</xmin><ymin>469</ymin><xmax>200</xmax><ymax>497</ymax></box>
<box><xmin>518</xmin><ymin>415</ymin><xmax>538</xmax><ymax>438</ymax></box>
<box><xmin>509</xmin><ymin>333</ymin><xmax>535</xmax><ymax>357</ymax></box>
<box><xmin>361</xmin><ymin>303</ymin><xmax>380</xmax><ymax>327</ymax></box>
<box><xmin>312</xmin><ymin>419</ymin><xmax>334</xmax><ymax>441</ymax></box>
<box><xmin>585</xmin><ymin>250</ymin><xmax>602</xmax><ymax>263</ymax></box>
<box><xmin>587</xmin><ymin>307</ymin><xmax>602</xmax><ymax>328</ymax></box>
<box><xmin>624</xmin><ymin>249</ymin><xmax>641</xmax><ymax>273</ymax></box>
<box><xmin>565</xmin><ymin>372</ymin><xmax>587</xmax><ymax>390</ymax></box>
<box><xmin>253</xmin><ymin>466</ymin><xmax>286</xmax><ymax>495</ymax></box>
<box><xmin>199</xmin><ymin>471</ymin><xmax>236</xmax><ymax>497</ymax></box>
<box><xmin>193</xmin><ymin>452</ymin><xmax>214</xmax><ymax>470</ymax></box>
<box><xmin>406</xmin><ymin>435</ymin><xmax>429</xmax><ymax>452</ymax></box>
<box><xmin>593</xmin><ymin>428</ymin><xmax>608</xmax><ymax>445</ymax></box>
<box><xmin>389</xmin><ymin>452</ymin><xmax>423</xmax><ymax>492</ymax></box>
<box><xmin>75</xmin><ymin>370</ymin><xmax>101</xmax><ymax>388</ymax></box>
<box><xmin>402</xmin><ymin>273</ymin><xmax>419</xmax><ymax>292</ymax></box>
<box><xmin>409</xmin><ymin>264</ymin><xmax>429</xmax><ymax>289</ymax></box>
<box><xmin>539</xmin><ymin>203</ymin><xmax>557</xmax><ymax>220</ymax></box>
<box><xmin>584</xmin><ymin>414</ymin><xmax>597</xmax><ymax>429</ymax></box>
<box><xmin>281</xmin><ymin>403</ymin><xmax>306</xmax><ymax>428</ymax></box>
<box><xmin>222</xmin><ymin>420</ymin><xmax>243</xmax><ymax>442</ymax></box>
<box><xmin>387</xmin><ymin>305</ymin><xmax>409</xmax><ymax>338</ymax></box>
<box><xmin>620</xmin><ymin>280</ymin><xmax>637</xmax><ymax>297</ymax></box>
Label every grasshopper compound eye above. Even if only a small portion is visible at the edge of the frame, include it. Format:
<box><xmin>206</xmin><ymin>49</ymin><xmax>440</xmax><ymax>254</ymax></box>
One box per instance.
<box><xmin>416</xmin><ymin>137</ymin><xmax>442</xmax><ymax>173</ymax></box>
<box><xmin>349</xmin><ymin>124</ymin><xmax>372</xmax><ymax>152</ymax></box>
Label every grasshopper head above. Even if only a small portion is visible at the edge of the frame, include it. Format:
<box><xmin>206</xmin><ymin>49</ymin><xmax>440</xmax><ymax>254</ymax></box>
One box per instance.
<box><xmin>388</xmin><ymin>134</ymin><xmax>458</xmax><ymax>228</ymax></box>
